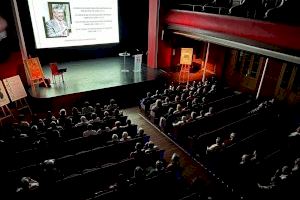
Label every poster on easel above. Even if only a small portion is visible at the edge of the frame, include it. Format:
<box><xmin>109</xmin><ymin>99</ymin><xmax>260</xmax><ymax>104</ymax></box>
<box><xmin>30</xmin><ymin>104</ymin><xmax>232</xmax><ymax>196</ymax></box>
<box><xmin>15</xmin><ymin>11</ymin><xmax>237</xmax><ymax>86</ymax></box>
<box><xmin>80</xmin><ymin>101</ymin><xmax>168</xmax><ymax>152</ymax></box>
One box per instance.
<box><xmin>25</xmin><ymin>57</ymin><xmax>44</xmax><ymax>79</ymax></box>
<box><xmin>180</xmin><ymin>48</ymin><xmax>193</xmax><ymax>65</ymax></box>
<box><xmin>0</xmin><ymin>80</ymin><xmax>10</xmax><ymax>107</ymax></box>
<box><xmin>3</xmin><ymin>75</ymin><xmax>27</xmax><ymax>102</ymax></box>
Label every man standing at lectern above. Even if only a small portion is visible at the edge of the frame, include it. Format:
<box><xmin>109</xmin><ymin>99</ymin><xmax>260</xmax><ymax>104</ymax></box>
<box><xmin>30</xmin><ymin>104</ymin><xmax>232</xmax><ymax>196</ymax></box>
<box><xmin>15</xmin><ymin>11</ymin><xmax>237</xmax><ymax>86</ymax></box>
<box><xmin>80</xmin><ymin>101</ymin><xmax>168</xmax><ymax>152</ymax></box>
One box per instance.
<box><xmin>45</xmin><ymin>4</ymin><xmax>69</xmax><ymax>38</ymax></box>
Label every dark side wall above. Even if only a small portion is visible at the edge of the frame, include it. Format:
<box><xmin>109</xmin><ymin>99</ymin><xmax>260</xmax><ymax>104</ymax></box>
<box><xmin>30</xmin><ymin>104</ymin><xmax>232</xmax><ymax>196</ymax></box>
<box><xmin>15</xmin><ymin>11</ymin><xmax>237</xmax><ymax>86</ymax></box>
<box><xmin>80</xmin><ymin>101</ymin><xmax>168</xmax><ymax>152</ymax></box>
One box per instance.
<box><xmin>223</xmin><ymin>49</ymin><xmax>284</xmax><ymax>97</ymax></box>
<box><xmin>0</xmin><ymin>0</ymin><xmax>24</xmax><ymax>81</ymax></box>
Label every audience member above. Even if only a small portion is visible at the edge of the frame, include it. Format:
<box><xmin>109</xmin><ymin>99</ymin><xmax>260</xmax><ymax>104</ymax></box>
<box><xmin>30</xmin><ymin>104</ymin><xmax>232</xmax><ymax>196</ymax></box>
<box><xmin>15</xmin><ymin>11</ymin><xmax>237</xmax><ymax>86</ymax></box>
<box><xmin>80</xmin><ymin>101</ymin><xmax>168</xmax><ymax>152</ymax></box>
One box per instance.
<box><xmin>132</xmin><ymin>166</ymin><xmax>145</xmax><ymax>185</ymax></box>
<box><xmin>71</xmin><ymin>107</ymin><xmax>81</xmax><ymax>124</ymax></box>
<box><xmin>173</xmin><ymin>104</ymin><xmax>182</xmax><ymax>115</ymax></box>
<box><xmin>147</xmin><ymin>160</ymin><xmax>165</xmax><ymax>178</ymax></box>
<box><xmin>206</xmin><ymin>137</ymin><xmax>222</xmax><ymax>153</ymax></box>
<box><xmin>188</xmin><ymin>111</ymin><xmax>197</xmax><ymax>122</ymax></box>
<box><xmin>136</xmin><ymin>127</ymin><xmax>145</xmax><ymax>137</ymax></box>
<box><xmin>44</xmin><ymin>111</ymin><xmax>57</xmax><ymax>127</ymax></box>
<box><xmin>162</xmin><ymin>96</ymin><xmax>170</xmax><ymax>106</ymax></box>
<box><xmin>113</xmin><ymin>108</ymin><xmax>123</xmax><ymax>119</ymax></box>
<box><xmin>82</xmin><ymin>101</ymin><xmax>95</xmax><ymax>117</ymax></box>
<box><xmin>111</xmin><ymin>120</ymin><xmax>122</xmax><ymax>132</ymax></box>
<box><xmin>196</xmin><ymin>110</ymin><xmax>204</xmax><ymax>120</ymax></box>
<box><xmin>120</xmin><ymin>131</ymin><xmax>131</xmax><ymax>142</ymax></box>
<box><xmin>16</xmin><ymin>176</ymin><xmax>39</xmax><ymax>193</ymax></box>
<box><xmin>102</xmin><ymin>111</ymin><xmax>111</xmax><ymax>121</ymax></box>
<box><xmin>106</xmin><ymin>98</ymin><xmax>119</xmax><ymax>112</ymax></box>
<box><xmin>57</xmin><ymin>108</ymin><xmax>68</xmax><ymax>127</ymax></box>
<box><xmin>130</xmin><ymin>142</ymin><xmax>145</xmax><ymax>164</ymax></box>
<box><xmin>83</xmin><ymin>124</ymin><xmax>97</xmax><ymax>137</ymax></box>
<box><xmin>40</xmin><ymin>159</ymin><xmax>60</xmax><ymax>196</ymax></box>
<box><xmin>109</xmin><ymin>173</ymin><xmax>130</xmax><ymax>193</ymax></box>
<box><xmin>166</xmin><ymin>153</ymin><xmax>182</xmax><ymax>180</ymax></box>
<box><xmin>204</xmin><ymin>107</ymin><xmax>214</xmax><ymax>117</ymax></box>
<box><xmin>172</xmin><ymin>116</ymin><xmax>188</xmax><ymax>128</ymax></box>
<box><xmin>222</xmin><ymin>132</ymin><xmax>237</xmax><ymax>147</ymax></box>
<box><xmin>89</xmin><ymin>113</ymin><xmax>101</xmax><ymax>123</ymax></box>
<box><xmin>37</xmin><ymin>118</ymin><xmax>46</xmax><ymax>132</ymax></box>
<box><xmin>75</xmin><ymin>116</ymin><xmax>89</xmax><ymax>127</ymax></box>
<box><xmin>110</xmin><ymin>133</ymin><xmax>119</xmax><ymax>143</ymax></box>
<box><xmin>94</xmin><ymin>102</ymin><xmax>103</xmax><ymax>117</ymax></box>
<box><xmin>151</xmin><ymin>99</ymin><xmax>163</xmax><ymax>116</ymax></box>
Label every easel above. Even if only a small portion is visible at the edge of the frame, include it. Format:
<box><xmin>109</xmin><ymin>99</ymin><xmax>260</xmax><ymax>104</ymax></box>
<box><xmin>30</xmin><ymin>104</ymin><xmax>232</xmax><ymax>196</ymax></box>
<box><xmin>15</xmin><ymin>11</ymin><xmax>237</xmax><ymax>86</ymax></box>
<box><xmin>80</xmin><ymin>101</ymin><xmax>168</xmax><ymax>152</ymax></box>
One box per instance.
<box><xmin>24</xmin><ymin>57</ymin><xmax>48</xmax><ymax>90</ymax></box>
<box><xmin>179</xmin><ymin>48</ymin><xmax>193</xmax><ymax>84</ymax></box>
<box><xmin>178</xmin><ymin>64</ymin><xmax>191</xmax><ymax>84</ymax></box>
<box><xmin>0</xmin><ymin>105</ymin><xmax>14</xmax><ymax>126</ymax></box>
<box><xmin>3</xmin><ymin>75</ymin><xmax>32</xmax><ymax>116</ymax></box>
<box><xmin>0</xmin><ymin>80</ymin><xmax>13</xmax><ymax>126</ymax></box>
<box><xmin>15</xmin><ymin>98</ymin><xmax>32</xmax><ymax>115</ymax></box>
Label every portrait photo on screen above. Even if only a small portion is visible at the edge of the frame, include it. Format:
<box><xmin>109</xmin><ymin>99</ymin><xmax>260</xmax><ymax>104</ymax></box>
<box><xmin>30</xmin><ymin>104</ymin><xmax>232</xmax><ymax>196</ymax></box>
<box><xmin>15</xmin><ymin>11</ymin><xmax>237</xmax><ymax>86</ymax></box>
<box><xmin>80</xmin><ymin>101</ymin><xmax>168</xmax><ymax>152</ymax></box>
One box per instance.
<box><xmin>44</xmin><ymin>2</ymin><xmax>72</xmax><ymax>38</ymax></box>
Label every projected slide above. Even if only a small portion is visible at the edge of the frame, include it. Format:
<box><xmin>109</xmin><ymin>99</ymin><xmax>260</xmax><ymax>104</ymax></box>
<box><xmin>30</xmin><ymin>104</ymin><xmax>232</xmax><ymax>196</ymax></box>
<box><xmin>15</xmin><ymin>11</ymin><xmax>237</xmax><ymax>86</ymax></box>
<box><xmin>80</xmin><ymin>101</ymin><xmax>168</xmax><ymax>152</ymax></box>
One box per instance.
<box><xmin>27</xmin><ymin>0</ymin><xmax>119</xmax><ymax>48</ymax></box>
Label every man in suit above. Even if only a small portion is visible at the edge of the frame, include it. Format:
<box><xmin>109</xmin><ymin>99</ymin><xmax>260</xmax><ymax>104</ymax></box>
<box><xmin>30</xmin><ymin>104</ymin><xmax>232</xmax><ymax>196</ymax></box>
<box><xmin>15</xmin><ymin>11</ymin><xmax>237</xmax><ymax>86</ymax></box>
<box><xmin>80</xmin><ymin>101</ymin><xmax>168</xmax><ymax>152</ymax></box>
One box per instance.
<box><xmin>45</xmin><ymin>4</ymin><xmax>69</xmax><ymax>38</ymax></box>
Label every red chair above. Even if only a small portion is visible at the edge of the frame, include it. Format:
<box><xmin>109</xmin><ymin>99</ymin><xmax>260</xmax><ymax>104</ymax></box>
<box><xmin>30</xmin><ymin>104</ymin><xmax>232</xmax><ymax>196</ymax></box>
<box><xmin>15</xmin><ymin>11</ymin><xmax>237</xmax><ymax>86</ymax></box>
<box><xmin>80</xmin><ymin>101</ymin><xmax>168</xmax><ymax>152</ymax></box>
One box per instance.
<box><xmin>49</xmin><ymin>63</ymin><xmax>66</xmax><ymax>83</ymax></box>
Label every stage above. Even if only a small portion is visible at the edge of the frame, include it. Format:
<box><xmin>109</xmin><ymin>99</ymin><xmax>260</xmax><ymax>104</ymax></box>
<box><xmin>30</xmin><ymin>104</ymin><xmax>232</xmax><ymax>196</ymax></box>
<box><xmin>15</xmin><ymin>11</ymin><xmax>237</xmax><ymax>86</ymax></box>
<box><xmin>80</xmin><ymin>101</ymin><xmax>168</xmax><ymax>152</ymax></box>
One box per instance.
<box><xmin>29</xmin><ymin>57</ymin><xmax>164</xmax><ymax>98</ymax></box>
<box><xmin>27</xmin><ymin>57</ymin><xmax>167</xmax><ymax>113</ymax></box>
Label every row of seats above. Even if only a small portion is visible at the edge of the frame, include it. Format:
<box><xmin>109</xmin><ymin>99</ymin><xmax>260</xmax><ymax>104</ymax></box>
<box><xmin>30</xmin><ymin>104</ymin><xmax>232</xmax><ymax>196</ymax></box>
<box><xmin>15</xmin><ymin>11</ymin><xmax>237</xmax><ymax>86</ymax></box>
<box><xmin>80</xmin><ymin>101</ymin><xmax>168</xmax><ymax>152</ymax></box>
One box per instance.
<box><xmin>172</xmin><ymin>0</ymin><xmax>299</xmax><ymax>25</ymax></box>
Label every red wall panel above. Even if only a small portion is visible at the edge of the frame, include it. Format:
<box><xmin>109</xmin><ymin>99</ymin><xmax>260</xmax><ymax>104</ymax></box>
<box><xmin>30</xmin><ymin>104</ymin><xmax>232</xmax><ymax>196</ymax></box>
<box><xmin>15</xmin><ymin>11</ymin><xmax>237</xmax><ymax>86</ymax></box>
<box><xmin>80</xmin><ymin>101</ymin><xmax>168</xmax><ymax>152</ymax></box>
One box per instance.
<box><xmin>157</xmin><ymin>40</ymin><xmax>172</xmax><ymax>70</ymax></box>
<box><xmin>147</xmin><ymin>0</ymin><xmax>159</xmax><ymax>68</ymax></box>
<box><xmin>0</xmin><ymin>51</ymin><xmax>26</xmax><ymax>81</ymax></box>
<box><xmin>165</xmin><ymin>10</ymin><xmax>300</xmax><ymax>51</ymax></box>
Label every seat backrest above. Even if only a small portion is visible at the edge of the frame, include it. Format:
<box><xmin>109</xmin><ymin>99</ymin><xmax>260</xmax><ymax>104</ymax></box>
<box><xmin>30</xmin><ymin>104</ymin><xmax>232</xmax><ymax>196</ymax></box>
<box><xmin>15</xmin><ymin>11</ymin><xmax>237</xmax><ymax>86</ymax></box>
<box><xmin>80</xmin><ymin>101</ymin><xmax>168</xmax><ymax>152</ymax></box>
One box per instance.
<box><xmin>49</xmin><ymin>63</ymin><xmax>59</xmax><ymax>74</ymax></box>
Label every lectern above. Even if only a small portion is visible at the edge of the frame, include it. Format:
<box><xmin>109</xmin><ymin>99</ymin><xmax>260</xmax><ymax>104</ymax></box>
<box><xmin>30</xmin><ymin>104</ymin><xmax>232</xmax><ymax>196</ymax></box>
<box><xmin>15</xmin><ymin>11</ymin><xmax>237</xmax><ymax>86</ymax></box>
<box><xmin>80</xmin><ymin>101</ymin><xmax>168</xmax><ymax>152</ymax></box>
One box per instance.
<box><xmin>119</xmin><ymin>52</ymin><xmax>130</xmax><ymax>72</ymax></box>
<box><xmin>133</xmin><ymin>54</ymin><xmax>143</xmax><ymax>72</ymax></box>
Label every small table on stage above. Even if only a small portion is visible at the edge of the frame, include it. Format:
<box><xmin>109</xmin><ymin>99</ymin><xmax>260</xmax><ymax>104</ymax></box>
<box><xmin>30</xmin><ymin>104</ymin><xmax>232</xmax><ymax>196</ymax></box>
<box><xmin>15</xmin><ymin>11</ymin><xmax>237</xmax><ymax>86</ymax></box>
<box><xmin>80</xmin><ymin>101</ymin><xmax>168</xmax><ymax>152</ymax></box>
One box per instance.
<box><xmin>119</xmin><ymin>52</ymin><xmax>130</xmax><ymax>72</ymax></box>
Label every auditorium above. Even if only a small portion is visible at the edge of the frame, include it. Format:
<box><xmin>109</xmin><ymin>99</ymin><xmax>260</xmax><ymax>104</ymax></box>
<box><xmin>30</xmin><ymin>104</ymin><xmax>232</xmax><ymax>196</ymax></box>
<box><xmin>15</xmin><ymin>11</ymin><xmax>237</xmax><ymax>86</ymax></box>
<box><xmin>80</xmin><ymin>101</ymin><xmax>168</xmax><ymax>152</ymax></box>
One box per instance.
<box><xmin>0</xmin><ymin>0</ymin><xmax>299</xmax><ymax>199</ymax></box>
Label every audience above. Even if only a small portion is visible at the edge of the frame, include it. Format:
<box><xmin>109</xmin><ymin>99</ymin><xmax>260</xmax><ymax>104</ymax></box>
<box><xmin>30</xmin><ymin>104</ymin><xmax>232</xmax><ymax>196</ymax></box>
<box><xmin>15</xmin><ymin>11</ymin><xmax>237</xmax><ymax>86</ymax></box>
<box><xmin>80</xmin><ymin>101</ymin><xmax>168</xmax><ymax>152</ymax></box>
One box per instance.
<box><xmin>2</xmin><ymin>80</ymin><xmax>297</xmax><ymax>200</ymax></box>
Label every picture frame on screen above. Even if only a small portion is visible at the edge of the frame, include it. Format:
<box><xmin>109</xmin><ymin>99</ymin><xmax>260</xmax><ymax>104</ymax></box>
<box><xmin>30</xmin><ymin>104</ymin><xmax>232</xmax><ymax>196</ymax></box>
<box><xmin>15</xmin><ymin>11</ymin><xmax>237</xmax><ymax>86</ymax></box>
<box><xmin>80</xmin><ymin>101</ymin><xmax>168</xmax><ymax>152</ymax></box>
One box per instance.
<box><xmin>43</xmin><ymin>2</ymin><xmax>72</xmax><ymax>38</ymax></box>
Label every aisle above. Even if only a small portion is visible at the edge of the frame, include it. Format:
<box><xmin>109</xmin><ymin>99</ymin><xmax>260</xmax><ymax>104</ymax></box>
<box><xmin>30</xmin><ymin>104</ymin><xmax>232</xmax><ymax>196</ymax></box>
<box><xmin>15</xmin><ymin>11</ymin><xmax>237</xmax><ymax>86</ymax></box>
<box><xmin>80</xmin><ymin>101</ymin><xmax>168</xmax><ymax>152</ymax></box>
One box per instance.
<box><xmin>123</xmin><ymin>106</ymin><xmax>211</xmax><ymax>184</ymax></box>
